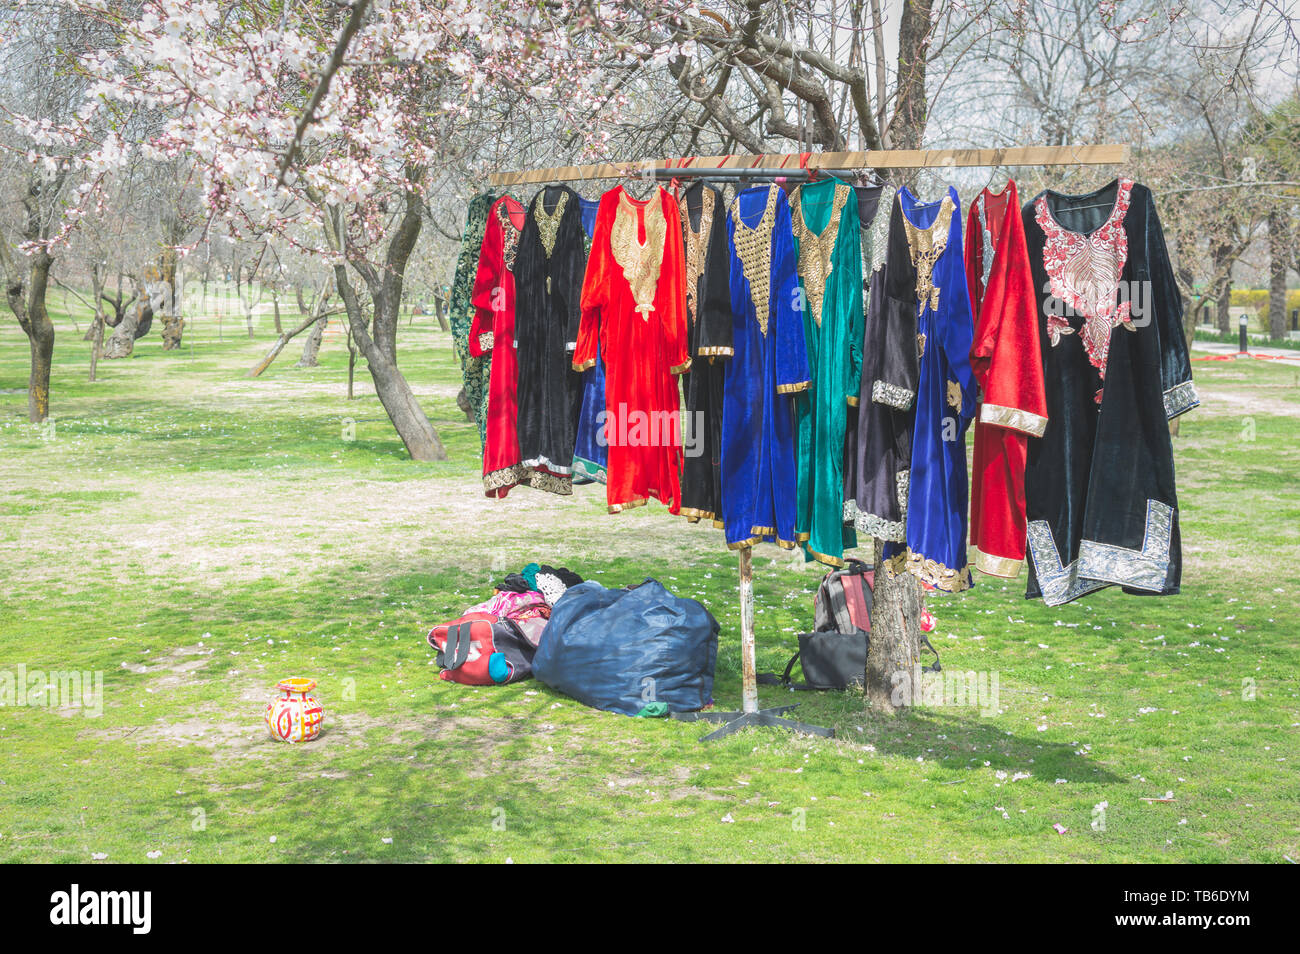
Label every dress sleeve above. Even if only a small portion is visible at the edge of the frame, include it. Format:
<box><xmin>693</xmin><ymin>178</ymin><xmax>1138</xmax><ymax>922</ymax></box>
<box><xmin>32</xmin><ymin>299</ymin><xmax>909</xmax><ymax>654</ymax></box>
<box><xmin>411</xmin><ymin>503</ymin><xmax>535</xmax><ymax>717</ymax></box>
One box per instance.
<box><xmin>873</xmin><ymin>200</ymin><xmax>918</xmax><ymax>410</ymax></box>
<box><xmin>1144</xmin><ymin>189</ymin><xmax>1199</xmax><ymax>420</ymax></box>
<box><xmin>696</xmin><ymin>194</ymin><xmax>734</xmax><ymax>359</ymax></box>
<box><xmin>560</xmin><ymin>202</ymin><xmax>586</xmax><ymax>352</ymax></box>
<box><xmin>837</xmin><ymin>200</ymin><xmax>864</xmax><ymax>406</ymax></box>
<box><xmin>469</xmin><ymin>206</ymin><xmax>502</xmax><ymax>358</ymax></box>
<box><xmin>659</xmin><ymin>194</ymin><xmax>691</xmax><ymax>376</ymax></box>
<box><xmin>973</xmin><ymin>199</ymin><xmax>1048</xmax><ymax>437</ymax></box>
<box><xmin>941</xmin><ymin>207</ymin><xmax>977</xmax><ymax>426</ymax></box>
<box><xmin>773</xmin><ymin>199</ymin><xmax>810</xmax><ymax>394</ymax></box>
<box><xmin>573</xmin><ymin>196</ymin><xmax>609</xmax><ymax>372</ymax></box>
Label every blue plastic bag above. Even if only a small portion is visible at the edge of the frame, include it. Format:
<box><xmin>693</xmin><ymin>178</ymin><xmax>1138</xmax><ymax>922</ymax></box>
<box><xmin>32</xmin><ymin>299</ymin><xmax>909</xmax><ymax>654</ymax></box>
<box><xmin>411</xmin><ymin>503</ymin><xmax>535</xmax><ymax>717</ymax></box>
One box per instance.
<box><xmin>532</xmin><ymin>579</ymin><xmax>719</xmax><ymax>716</ymax></box>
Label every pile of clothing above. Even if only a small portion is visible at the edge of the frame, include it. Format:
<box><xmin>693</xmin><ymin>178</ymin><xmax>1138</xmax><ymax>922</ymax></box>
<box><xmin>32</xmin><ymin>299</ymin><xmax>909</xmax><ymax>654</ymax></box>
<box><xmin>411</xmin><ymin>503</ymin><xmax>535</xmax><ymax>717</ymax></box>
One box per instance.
<box><xmin>428</xmin><ymin>564</ymin><xmax>719</xmax><ymax>717</ymax></box>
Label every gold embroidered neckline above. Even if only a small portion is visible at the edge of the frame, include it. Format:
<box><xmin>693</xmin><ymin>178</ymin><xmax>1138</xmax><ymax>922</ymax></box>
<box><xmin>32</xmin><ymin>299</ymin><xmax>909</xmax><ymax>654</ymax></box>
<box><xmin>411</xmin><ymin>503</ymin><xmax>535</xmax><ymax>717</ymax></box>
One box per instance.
<box><xmin>497</xmin><ymin>199</ymin><xmax>523</xmax><ymax>273</ymax></box>
<box><xmin>680</xmin><ymin>186</ymin><xmax>715</xmax><ymax>325</ymax></box>
<box><xmin>534</xmin><ymin>190</ymin><xmax>569</xmax><ymax>259</ymax></box>
<box><xmin>731</xmin><ymin>185</ymin><xmax>778</xmax><ymax>336</ymax></box>
<box><xmin>900</xmin><ymin>193</ymin><xmax>955</xmax><ymax>312</ymax></box>
<box><xmin>791</xmin><ymin>182</ymin><xmax>850</xmax><ymax>327</ymax></box>
<box><xmin>610</xmin><ymin>188</ymin><xmax>667</xmax><ymax>316</ymax></box>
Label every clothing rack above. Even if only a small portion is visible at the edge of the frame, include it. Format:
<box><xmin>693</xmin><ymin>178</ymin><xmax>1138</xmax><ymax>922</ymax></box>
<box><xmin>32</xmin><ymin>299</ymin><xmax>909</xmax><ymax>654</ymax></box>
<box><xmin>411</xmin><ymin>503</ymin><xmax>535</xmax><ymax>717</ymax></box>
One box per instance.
<box><xmin>484</xmin><ymin>141</ymin><xmax>1132</xmax><ymax>742</ymax></box>
<box><xmin>487</xmin><ymin>144</ymin><xmax>1130</xmax><ymax>187</ymax></box>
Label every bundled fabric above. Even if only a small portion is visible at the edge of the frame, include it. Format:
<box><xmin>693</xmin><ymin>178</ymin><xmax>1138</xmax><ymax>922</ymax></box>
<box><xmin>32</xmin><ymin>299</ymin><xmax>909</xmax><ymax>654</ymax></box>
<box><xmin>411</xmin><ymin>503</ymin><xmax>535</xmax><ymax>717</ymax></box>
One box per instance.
<box><xmin>534</xmin><ymin>564</ymin><xmax>583</xmax><ymax>606</ymax></box>
<box><xmin>532</xmin><ymin>579</ymin><xmax>719</xmax><ymax>715</ymax></box>
<box><xmin>428</xmin><ymin>613</ymin><xmax>540</xmax><ymax>685</ymax></box>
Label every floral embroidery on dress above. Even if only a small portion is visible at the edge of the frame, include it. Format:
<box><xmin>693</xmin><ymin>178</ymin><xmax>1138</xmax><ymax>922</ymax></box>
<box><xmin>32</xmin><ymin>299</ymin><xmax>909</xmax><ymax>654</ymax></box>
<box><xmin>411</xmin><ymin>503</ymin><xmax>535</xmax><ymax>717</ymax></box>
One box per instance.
<box><xmin>1034</xmin><ymin>178</ymin><xmax>1134</xmax><ymax>383</ymax></box>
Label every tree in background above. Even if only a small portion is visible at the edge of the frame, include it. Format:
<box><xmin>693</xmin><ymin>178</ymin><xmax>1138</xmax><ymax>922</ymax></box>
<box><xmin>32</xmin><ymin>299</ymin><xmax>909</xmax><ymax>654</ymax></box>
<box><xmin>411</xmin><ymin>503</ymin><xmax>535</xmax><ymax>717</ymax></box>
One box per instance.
<box><xmin>50</xmin><ymin>0</ymin><xmax>622</xmax><ymax>461</ymax></box>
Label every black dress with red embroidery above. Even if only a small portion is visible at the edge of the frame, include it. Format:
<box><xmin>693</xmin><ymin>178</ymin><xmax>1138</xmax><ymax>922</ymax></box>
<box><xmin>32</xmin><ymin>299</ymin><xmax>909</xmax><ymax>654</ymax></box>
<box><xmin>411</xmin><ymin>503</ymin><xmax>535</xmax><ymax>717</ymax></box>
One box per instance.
<box><xmin>1021</xmin><ymin>178</ymin><xmax>1198</xmax><ymax>606</ymax></box>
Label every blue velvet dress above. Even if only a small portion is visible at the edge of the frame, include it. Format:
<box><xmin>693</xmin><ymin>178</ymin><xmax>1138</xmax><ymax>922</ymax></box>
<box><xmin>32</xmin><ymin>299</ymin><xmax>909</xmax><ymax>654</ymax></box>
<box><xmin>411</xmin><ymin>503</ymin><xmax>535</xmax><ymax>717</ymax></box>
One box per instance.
<box><xmin>720</xmin><ymin>185</ymin><xmax>809</xmax><ymax>550</ymax></box>
<box><xmin>572</xmin><ymin>196</ymin><xmax>608</xmax><ymax>482</ymax></box>
<box><xmin>881</xmin><ymin>186</ymin><xmax>976</xmax><ymax>592</ymax></box>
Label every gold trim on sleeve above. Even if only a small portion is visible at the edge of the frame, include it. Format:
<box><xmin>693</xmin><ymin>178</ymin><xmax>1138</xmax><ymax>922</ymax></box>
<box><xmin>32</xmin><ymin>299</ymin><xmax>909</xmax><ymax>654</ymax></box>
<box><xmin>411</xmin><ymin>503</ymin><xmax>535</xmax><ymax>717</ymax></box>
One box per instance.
<box><xmin>776</xmin><ymin>380</ymin><xmax>811</xmax><ymax>394</ymax></box>
<box><xmin>980</xmin><ymin>402</ymin><xmax>1048</xmax><ymax>437</ymax></box>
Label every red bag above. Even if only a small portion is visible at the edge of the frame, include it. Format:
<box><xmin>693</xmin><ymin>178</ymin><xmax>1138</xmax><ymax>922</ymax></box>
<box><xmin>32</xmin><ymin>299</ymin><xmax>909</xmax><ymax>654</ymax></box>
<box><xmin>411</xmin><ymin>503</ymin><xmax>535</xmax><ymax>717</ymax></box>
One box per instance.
<box><xmin>427</xmin><ymin>612</ymin><xmax>538</xmax><ymax>685</ymax></box>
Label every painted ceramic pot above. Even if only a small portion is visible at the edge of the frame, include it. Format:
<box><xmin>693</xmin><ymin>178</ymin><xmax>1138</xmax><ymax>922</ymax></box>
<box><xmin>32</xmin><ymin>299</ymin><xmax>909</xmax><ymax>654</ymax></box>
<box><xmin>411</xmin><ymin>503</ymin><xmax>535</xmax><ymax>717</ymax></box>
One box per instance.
<box><xmin>265</xmin><ymin>677</ymin><xmax>323</xmax><ymax>743</ymax></box>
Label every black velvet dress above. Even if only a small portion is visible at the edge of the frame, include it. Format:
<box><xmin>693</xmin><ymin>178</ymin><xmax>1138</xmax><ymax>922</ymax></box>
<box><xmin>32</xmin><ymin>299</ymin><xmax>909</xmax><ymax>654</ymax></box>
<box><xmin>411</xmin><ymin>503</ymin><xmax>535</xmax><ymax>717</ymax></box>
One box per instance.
<box><xmin>1022</xmin><ymin>178</ymin><xmax>1198</xmax><ymax>605</ymax></box>
<box><xmin>848</xmin><ymin>186</ymin><xmax>915</xmax><ymax>544</ymax></box>
<box><xmin>514</xmin><ymin>185</ymin><xmax>588</xmax><ymax>494</ymax></box>
<box><xmin>678</xmin><ymin>181</ymin><xmax>733</xmax><ymax>525</ymax></box>
<box><xmin>842</xmin><ymin>182</ymin><xmax>896</xmax><ymax>542</ymax></box>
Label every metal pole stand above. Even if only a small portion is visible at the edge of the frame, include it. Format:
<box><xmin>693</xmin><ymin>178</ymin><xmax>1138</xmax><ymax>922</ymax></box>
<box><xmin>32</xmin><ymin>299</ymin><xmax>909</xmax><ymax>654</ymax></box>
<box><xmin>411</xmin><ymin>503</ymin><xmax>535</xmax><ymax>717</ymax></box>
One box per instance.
<box><xmin>673</xmin><ymin>546</ymin><xmax>834</xmax><ymax>742</ymax></box>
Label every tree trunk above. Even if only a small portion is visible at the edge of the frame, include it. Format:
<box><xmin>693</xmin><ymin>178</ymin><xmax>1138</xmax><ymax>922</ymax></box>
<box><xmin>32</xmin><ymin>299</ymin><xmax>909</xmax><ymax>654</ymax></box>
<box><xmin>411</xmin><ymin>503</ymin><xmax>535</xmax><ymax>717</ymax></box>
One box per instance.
<box><xmin>271</xmin><ymin>288</ymin><xmax>283</xmax><ymax>336</ymax></box>
<box><xmin>297</xmin><ymin>315</ymin><xmax>328</xmax><ymax>367</ymax></box>
<box><xmin>159</xmin><ymin>244</ymin><xmax>184</xmax><ymax>350</ymax></box>
<box><xmin>88</xmin><ymin>263</ymin><xmax>106</xmax><ymax>383</ymax></box>
<box><xmin>3</xmin><ymin>248</ymin><xmax>55</xmax><ymax>422</ymax></box>
<box><xmin>865</xmin><ymin>539</ymin><xmax>925</xmax><ymax>711</ymax></box>
<box><xmin>434</xmin><ymin>293</ymin><xmax>450</xmax><ymax>332</ymax></box>
<box><xmin>346</xmin><ymin>322</ymin><xmax>357</xmax><ymax>399</ymax></box>
<box><xmin>324</xmin><ymin>179</ymin><xmax>447</xmax><ymax>460</ymax></box>
<box><xmin>1268</xmin><ymin>209</ymin><xmax>1288</xmax><ymax>342</ymax></box>
<box><xmin>249</xmin><ymin>297</ymin><xmax>338</xmax><ymax>377</ymax></box>
<box><xmin>1214</xmin><ymin>283</ymin><xmax>1232</xmax><ymax>336</ymax></box>
<box><xmin>103</xmin><ymin>277</ymin><xmax>152</xmax><ymax>359</ymax></box>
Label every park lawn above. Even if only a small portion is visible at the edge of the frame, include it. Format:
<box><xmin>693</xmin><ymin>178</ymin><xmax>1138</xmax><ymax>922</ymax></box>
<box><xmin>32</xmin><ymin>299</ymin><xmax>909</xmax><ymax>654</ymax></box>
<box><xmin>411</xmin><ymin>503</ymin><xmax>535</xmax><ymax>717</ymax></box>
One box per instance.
<box><xmin>0</xmin><ymin>302</ymin><xmax>1297</xmax><ymax>863</ymax></box>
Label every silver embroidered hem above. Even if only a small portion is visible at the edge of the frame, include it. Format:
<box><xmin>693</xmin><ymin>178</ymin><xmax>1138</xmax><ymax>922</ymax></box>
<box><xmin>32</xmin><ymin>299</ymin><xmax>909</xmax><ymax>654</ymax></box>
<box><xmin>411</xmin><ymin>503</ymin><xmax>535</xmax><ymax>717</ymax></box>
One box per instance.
<box><xmin>1163</xmin><ymin>380</ymin><xmax>1200</xmax><ymax>419</ymax></box>
<box><xmin>1027</xmin><ymin>499</ymin><xmax>1175</xmax><ymax>606</ymax></box>
<box><xmin>872</xmin><ymin>380</ymin><xmax>915</xmax><ymax>410</ymax></box>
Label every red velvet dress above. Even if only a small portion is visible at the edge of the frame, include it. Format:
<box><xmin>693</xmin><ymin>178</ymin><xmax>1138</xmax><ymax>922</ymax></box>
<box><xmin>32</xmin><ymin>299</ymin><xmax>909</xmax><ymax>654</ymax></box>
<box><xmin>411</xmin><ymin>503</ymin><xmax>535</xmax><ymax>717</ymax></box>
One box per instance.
<box><xmin>964</xmin><ymin>181</ymin><xmax>1048</xmax><ymax>577</ymax></box>
<box><xmin>573</xmin><ymin>186</ymin><xmax>690</xmax><ymax>513</ymax></box>
<box><xmin>470</xmin><ymin>195</ymin><xmax>528</xmax><ymax>497</ymax></box>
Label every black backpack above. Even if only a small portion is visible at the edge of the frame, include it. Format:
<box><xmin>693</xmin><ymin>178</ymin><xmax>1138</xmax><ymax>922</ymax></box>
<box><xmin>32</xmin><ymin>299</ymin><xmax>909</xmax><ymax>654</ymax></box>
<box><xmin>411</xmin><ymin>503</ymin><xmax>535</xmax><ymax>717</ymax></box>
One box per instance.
<box><xmin>760</xmin><ymin>559</ymin><xmax>941</xmax><ymax>691</ymax></box>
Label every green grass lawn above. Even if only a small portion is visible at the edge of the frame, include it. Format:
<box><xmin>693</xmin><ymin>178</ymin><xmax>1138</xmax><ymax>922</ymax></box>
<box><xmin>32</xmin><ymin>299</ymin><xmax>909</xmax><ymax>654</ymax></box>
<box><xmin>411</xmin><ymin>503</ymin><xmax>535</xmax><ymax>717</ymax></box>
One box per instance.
<box><xmin>1</xmin><ymin>300</ymin><xmax>1298</xmax><ymax>863</ymax></box>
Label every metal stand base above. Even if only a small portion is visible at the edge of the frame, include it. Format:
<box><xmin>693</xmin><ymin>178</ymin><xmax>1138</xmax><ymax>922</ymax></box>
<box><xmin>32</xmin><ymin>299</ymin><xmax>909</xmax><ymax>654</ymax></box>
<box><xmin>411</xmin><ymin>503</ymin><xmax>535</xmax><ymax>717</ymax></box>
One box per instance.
<box><xmin>673</xmin><ymin>704</ymin><xmax>835</xmax><ymax>742</ymax></box>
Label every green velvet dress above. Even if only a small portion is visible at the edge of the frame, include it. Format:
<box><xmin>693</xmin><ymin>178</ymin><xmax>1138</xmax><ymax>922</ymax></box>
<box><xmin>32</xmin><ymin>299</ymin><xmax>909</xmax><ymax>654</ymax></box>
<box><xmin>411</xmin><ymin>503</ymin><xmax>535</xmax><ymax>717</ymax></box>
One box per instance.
<box><xmin>450</xmin><ymin>192</ymin><xmax>495</xmax><ymax>448</ymax></box>
<box><xmin>790</xmin><ymin>177</ymin><xmax>864</xmax><ymax>567</ymax></box>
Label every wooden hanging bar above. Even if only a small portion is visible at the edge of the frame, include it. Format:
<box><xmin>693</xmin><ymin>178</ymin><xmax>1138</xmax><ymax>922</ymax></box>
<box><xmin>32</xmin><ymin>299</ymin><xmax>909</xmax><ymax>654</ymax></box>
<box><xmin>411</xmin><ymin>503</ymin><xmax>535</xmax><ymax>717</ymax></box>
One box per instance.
<box><xmin>487</xmin><ymin>143</ymin><xmax>1130</xmax><ymax>187</ymax></box>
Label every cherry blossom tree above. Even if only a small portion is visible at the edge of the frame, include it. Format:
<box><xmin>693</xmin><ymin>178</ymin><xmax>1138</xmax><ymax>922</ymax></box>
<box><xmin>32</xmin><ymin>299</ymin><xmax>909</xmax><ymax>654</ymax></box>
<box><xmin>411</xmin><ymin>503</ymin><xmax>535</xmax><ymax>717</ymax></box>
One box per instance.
<box><xmin>52</xmin><ymin>0</ymin><xmax>633</xmax><ymax>459</ymax></box>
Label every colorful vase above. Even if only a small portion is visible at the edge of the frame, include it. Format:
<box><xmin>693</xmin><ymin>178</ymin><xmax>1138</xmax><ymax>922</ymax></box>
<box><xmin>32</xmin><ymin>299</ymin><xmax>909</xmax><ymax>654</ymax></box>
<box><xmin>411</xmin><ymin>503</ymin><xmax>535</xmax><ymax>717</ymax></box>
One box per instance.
<box><xmin>265</xmin><ymin>677</ymin><xmax>323</xmax><ymax>743</ymax></box>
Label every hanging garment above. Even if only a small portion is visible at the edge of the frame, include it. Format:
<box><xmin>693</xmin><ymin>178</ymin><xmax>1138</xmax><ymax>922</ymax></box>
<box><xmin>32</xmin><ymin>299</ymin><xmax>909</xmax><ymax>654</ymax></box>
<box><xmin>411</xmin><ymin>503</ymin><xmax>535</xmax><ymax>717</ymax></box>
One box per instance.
<box><xmin>1022</xmin><ymin>177</ymin><xmax>1197</xmax><ymax>605</ymax></box>
<box><xmin>470</xmin><ymin>194</ymin><xmax>531</xmax><ymax>497</ymax></box>
<box><xmin>964</xmin><ymin>181</ymin><xmax>1048</xmax><ymax>578</ymax></box>
<box><xmin>678</xmin><ymin>181</ymin><xmax>733</xmax><ymax>526</ymax></box>
<box><xmin>848</xmin><ymin>185</ymin><xmax>911</xmax><ymax>544</ymax></box>
<box><xmin>720</xmin><ymin>184</ymin><xmax>809</xmax><ymax>550</ymax></box>
<box><xmin>450</xmin><ymin>192</ymin><xmax>495</xmax><ymax>448</ymax></box>
<box><xmin>572</xmin><ymin>195</ymin><xmax>608</xmax><ymax>483</ymax></box>
<box><xmin>837</xmin><ymin>184</ymin><xmax>899</xmax><ymax>545</ymax></box>
<box><xmin>881</xmin><ymin>186</ymin><xmax>976</xmax><ymax>593</ymax></box>
<box><xmin>788</xmin><ymin>176</ymin><xmax>863</xmax><ymax>567</ymax></box>
<box><xmin>513</xmin><ymin>185</ymin><xmax>587</xmax><ymax>494</ymax></box>
<box><xmin>573</xmin><ymin>185</ymin><xmax>690</xmax><ymax>513</ymax></box>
